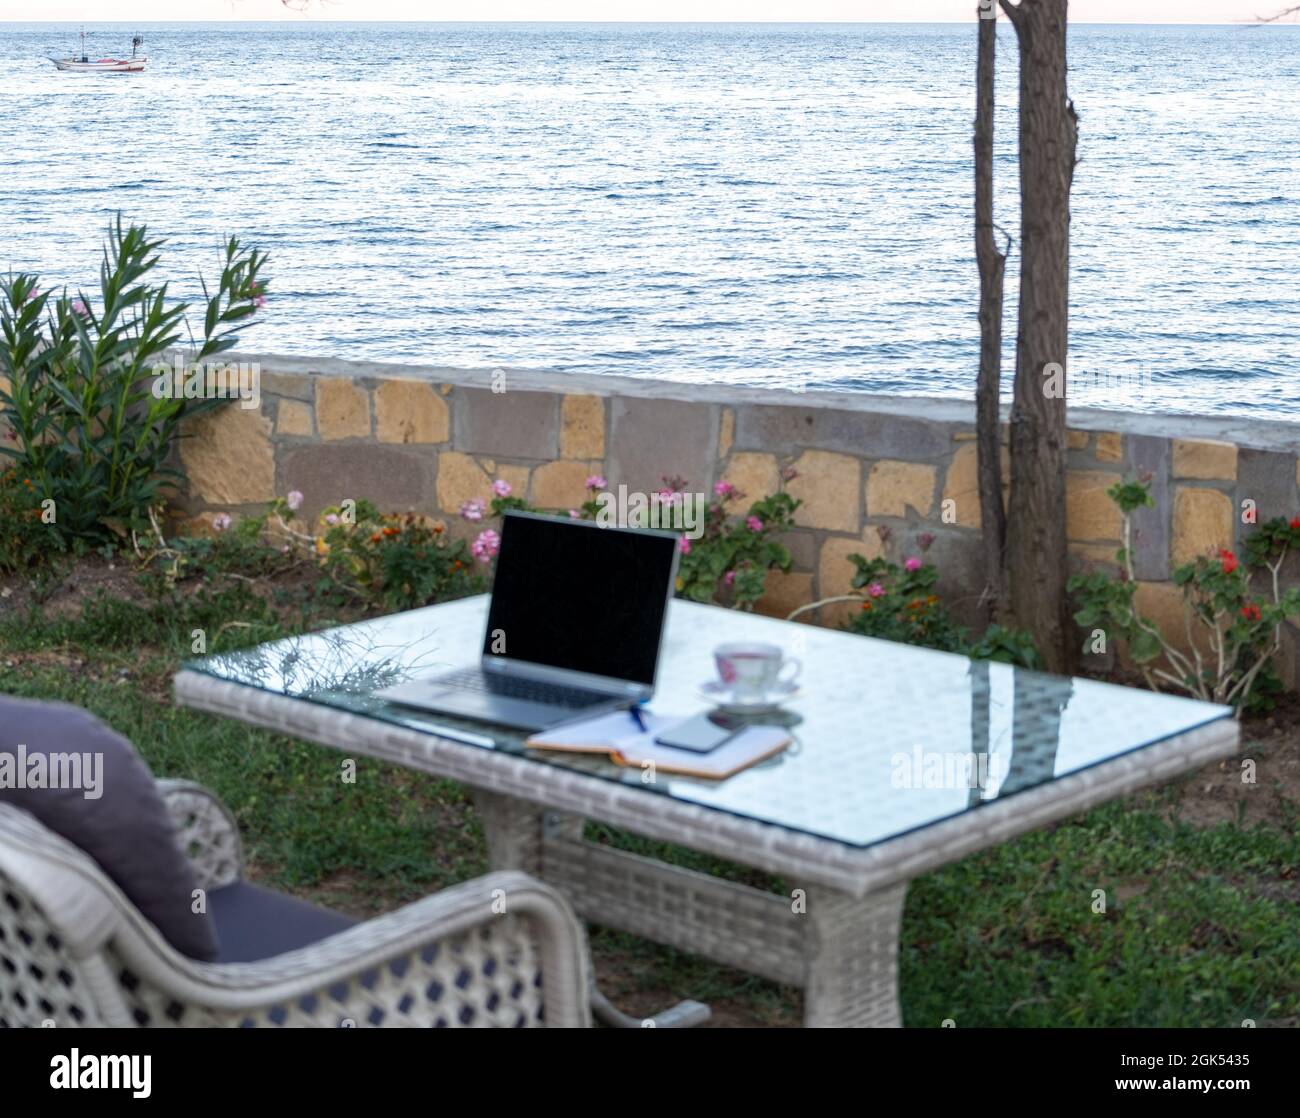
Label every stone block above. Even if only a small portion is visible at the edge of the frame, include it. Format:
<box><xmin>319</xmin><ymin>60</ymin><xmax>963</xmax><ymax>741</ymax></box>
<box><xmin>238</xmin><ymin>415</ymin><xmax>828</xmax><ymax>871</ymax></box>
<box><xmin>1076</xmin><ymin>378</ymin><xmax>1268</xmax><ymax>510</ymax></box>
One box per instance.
<box><xmin>453</xmin><ymin>387</ymin><xmax>559</xmax><ymax>460</ymax></box>
<box><xmin>865</xmin><ymin>460</ymin><xmax>936</xmax><ymax>519</ymax></box>
<box><xmin>817</xmin><ymin>532</ymin><xmax>884</xmax><ymax>628</ymax></box>
<box><xmin>180</xmin><ymin>405</ymin><xmax>276</xmax><ymax>505</ymax></box>
<box><xmin>280</xmin><ymin>443</ymin><xmax>433</xmax><ymax>524</ymax></box>
<box><xmin>560</xmin><ymin>394</ymin><xmax>605</xmax><ymax>459</ymax></box>
<box><xmin>722</xmin><ymin>452</ymin><xmax>781</xmax><ymax>503</ymax></box>
<box><xmin>755</xmin><ymin>570</ymin><xmax>814</xmax><ymax>622</ymax></box>
<box><xmin>734</xmin><ymin>404</ymin><xmax>950</xmax><ymax>461</ymax></box>
<box><xmin>1173</xmin><ymin>438</ymin><xmax>1237</xmax><ymax>481</ymax></box>
<box><xmin>315</xmin><ymin>378</ymin><xmax>371</xmax><ymax>440</ymax></box>
<box><xmin>276</xmin><ymin>399</ymin><xmax>314</xmax><ymax>438</ymax></box>
<box><xmin>531</xmin><ymin>460</ymin><xmax>595</xmax><ymax>510</ymax></box>
<box><xmin>1127</xmin><ymin>434</ymin><xmax>1170</xmax><ymax>581</ymax></box>
<box><xmin>719</xmin><ymin>407</ymin><xmax>735</xmax><ymax>457</ymax></box>
<box><xmin>1095</xmin><ymin>432</ymin><xmax>1123</xmax><ymax>462</ymax></box>
<box><xmin>259</xmin><ymin>371</ymin><xmax>314</xmax><ymax>401</ymax></box>
<box><xmin>1066</xmin><ymin>470</ymin><xmax>1123</xmax><ymax>542</ymax></box>
<box><xmin>607</xmin><ymin>396</ymin><xmax>716</xmax><ymax>496</ymax></box>
<box><xmin>1171</xmin><ymin>486</ymin><xmax>1234</xmax><ymax>567</ymax></box>
<box><xmin>375</xmin><ymin>379</ymin><xmax>449</xmax><ymax>444</ymax></box>
<box><xmin>786</xmin><ymin>450</ymin><xmax>861</xmax><ymax>533</ymax></box>
<box><xmin>1237</xmin><ymin>448</ymin><xmax>1299</xmax><ymax>528</ymax></box>
<box><xmin>435</xmin><ymin>450</ymin><xmax>492</xmax><ymax>513</ymax></box>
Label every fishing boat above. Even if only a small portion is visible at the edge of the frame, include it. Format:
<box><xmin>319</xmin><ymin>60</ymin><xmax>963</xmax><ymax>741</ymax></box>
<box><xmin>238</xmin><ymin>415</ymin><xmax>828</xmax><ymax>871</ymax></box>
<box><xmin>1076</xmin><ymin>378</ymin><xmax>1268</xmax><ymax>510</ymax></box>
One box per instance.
<box><xmin>50</xmin><ymin>29</ymin><xmax>146</xmax><ymax>73</ymax></box>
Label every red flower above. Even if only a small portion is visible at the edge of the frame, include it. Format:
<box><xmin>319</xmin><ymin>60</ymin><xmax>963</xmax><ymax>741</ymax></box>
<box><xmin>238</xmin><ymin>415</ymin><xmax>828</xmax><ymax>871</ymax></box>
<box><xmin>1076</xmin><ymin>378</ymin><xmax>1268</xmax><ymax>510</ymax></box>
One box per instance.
<box><xmin>1219</xmin><ymin>549</ymin><xmax>1238</xmax><ymax>575</ymax></box>
<box><xmin>1290</xmin><ymin>517</ymin><xmax>1300</xmax><ymax>531</ymax></box>
<box><xmin>1240</xmin><ymin>603</ymin><xmax>1262</xmax><ymax>623</ymax></box>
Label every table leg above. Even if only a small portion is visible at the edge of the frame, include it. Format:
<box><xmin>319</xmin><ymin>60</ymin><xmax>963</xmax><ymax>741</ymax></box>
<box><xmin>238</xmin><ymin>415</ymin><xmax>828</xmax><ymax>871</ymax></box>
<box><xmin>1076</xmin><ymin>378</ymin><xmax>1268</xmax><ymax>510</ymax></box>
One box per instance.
<box><xmin>802</xmin><ymin>882</ymin><xmax>908</xmax><ymax>1028</ymax></box>
<box><xmin>470</xmin><ymin>790</ymin><xmax>711</xmax><ymax>1028</ymax></box>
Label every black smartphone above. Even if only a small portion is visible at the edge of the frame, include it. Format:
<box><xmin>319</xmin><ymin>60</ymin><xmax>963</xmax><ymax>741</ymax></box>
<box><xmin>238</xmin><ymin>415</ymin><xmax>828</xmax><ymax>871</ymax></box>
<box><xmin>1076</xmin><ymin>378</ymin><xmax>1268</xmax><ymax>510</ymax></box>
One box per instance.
<box><xmin>653</xmin><ymin>713</ymin><xmax>743</xmax><ymax>754</ymax></box>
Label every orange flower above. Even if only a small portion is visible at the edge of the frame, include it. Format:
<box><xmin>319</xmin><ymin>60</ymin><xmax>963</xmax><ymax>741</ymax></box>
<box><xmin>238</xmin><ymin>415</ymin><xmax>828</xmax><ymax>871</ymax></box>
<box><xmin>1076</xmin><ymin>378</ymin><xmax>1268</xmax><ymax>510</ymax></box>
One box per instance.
<box><xmin>860</xmin><ymin>601</ymin><xmax>873</xmax><ymax>612</ymax></box>
<box><xmin>369</xmin><ymin>533</ymin><xmax>382</xmax><ymax>544</ymax></box>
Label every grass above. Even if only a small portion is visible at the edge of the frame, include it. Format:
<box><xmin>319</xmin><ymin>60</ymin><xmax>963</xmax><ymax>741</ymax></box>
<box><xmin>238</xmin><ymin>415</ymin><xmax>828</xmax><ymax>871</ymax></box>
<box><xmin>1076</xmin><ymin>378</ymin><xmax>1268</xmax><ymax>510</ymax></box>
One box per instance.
<box><xmin>1</xmin><ymin>575</ymin><xmax>1297</xmax><ymax>1028</ymax></box>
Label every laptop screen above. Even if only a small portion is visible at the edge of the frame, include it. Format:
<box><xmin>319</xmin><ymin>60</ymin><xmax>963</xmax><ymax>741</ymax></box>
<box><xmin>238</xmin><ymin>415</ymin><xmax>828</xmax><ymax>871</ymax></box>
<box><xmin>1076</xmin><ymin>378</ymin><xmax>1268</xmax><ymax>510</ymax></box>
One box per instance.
<box><xmin>483</xmin><ymin>513</ymin><xmax>679</xmax><ymax>687</ymax></box>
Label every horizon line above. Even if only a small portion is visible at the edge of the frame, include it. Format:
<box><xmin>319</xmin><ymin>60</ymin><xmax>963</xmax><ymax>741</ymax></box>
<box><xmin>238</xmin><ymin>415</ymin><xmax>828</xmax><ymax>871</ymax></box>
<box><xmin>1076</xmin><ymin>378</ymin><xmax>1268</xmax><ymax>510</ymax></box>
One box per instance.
<box><xmin>4</xmin><ymin>17</ymin><xmax>1299</xmax><ymax>25</ymax></box>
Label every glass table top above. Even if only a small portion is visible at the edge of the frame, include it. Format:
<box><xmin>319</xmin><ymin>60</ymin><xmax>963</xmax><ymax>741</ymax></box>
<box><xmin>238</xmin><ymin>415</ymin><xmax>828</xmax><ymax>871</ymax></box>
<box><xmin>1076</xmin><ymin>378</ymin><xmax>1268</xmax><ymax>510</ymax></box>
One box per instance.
<box><xmin>183</xmin><ymin>595</ymin><xmax>1233</xmax><ymax>850</ymax></box>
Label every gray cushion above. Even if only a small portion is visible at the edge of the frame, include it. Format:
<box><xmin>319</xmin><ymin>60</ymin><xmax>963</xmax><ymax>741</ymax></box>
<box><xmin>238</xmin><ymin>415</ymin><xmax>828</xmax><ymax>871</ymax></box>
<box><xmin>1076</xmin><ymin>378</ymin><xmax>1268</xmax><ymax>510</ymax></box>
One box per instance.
<box><xmin>207</xmin><ymin>880</ymin><xmax>357</xmax><ymax>963</ymax></box>
<box><xmin>0</xmin><ymin>695</ymin><xmax>220</xmax><ymax>961</ymax></box>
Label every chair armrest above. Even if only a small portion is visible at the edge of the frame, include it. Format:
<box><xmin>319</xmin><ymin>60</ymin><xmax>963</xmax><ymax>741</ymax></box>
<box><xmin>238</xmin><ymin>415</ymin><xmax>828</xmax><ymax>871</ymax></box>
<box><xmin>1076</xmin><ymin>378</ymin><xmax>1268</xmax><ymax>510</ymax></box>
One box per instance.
<box><xmin>155</xmin><ymin>779</ymin><xmax>243</xmax><ymax>890</ymax></box>
<box><xmin>108</xmin><ymin>870</ymin><xmax>592</xmax><ymax>1028</ymax></box>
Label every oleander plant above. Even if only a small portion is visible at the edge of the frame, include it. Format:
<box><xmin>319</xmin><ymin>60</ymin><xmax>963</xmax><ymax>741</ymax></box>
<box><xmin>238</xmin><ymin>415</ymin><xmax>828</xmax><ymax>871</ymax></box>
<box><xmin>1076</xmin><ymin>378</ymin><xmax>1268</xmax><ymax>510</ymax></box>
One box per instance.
<box><xmin>0</xmin><ymin>215</ymin><xmax>267</xmax><ymax>545</ymax></box>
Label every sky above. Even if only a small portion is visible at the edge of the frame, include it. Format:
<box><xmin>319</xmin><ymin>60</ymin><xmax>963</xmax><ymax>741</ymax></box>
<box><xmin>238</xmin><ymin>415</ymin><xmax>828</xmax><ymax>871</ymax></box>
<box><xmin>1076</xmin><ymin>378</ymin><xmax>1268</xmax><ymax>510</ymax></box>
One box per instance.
<box><xmin>3</xmin><ymin>1</ymin><xmax>1298</xmax><ymax>24</ymax></box>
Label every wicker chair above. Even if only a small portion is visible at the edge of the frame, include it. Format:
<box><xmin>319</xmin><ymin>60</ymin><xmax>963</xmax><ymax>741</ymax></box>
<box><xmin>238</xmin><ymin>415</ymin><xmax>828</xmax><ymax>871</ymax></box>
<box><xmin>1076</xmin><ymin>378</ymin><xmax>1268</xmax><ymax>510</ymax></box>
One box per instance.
<box><xmin>0</xmin><ymin>779</ymin><xmax>592</xmax><ymax>1028</ymax></box>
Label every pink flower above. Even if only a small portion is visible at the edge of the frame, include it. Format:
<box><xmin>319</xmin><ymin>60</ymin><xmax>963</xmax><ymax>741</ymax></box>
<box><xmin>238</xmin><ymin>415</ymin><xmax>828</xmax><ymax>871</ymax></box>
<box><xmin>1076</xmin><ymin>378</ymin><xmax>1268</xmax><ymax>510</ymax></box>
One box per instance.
<box><xmin>745</xmin><ymin>516</ymin><xmax>763</xmax><ymax>532</ymax></box>
<box><xmin>324</xmin><ymin>513</ymin><xmax>339</xmax><ymax>526</ymax></box>
<box><xmin>286</xmin><ymin>490</ymin><xmax>304</xmax><ymax>512</ymax></box>
<box><xmin>70</xmin><ymin>298</ymin><xmax>89</xmax><ymax>318</ymax></box>
<box><xmin>568</xmin><ymin>508</ymin><xmax>581</xmax><ymax>519</ymax></box>
<box><xmin>904</xmin><ymin>556</ymin><xmax>922</xmax><ymax>572</ymax></box>
<box><xmin>713</xmin><ymin>480</ymin><xmax>736</xmax><ymax>498</ymax></box>
<box><xmin>678</xmin><ymin>537</ymin><xmax>691</xmax><ymax>555</ymax></box>
<box><xmin>867</xmin><ymin>582</ymin><xmax>885</xmax><ymax>598</ymax></box>
<box><xmin>723</xmin><ymin>570</ymin><xmax>736</xmax><ymax>586</ymax></box>
<box><xmin>471</xmin><ymin>529</ymin><xmax>500</xmax><ymax>563</ymax></box>
<box><xmin>492</xmin><ymin>479</ymin><xmax>512</xmax><ymax>498</ymax></box>
<box><xmin>212</xmin><ymin>513</ymin><xmax>232</xmax><ymax>533</ymax></box>
<box><xmin>249</xmin><ymin>282</ymin><xmax>266</xmax><ymax>309</ymax></box>
<box><xmin>585</xmin><ymin>475</ymin><xmax>608</xmax><ymax>491</ymax></box>
<box><xmin>460</xmin><ymin>498</ymin><xmax>485</xmax><ymax>522</ymax></box>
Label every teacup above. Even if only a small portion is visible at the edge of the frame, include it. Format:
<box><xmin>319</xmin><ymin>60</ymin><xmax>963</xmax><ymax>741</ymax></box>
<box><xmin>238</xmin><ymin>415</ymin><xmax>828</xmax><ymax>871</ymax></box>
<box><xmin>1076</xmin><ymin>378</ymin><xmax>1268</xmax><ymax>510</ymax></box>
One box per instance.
<box><xmin>713</xmin><ymin>642</ymin><xmax>801</xmax><ymax>703</ymax></box>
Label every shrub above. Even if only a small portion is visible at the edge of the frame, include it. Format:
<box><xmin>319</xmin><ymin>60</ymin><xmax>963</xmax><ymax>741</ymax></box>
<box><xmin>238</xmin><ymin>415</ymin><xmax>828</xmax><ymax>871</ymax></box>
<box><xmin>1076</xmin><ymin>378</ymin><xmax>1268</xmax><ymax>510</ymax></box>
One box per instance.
<box><xmin>316</xmin><ymin>500</ymin><xmax>484</xmax><ymax>611</ymax></box>
<box><xmin>461</xmin><ymin>473</ymin><xmax>802</xmax><ymax>611</ymax></box>
<box><xmin>787</xmin><ymin>544</ymin><xmax>1041</xmax><ymax>669</ymax></box>
<box><xmin>0</xmin><ymin>216</ymin><xmax>267</xmax><ymax>544</ymax></box>
<box><xmin>1068</xmin><ymin>479</ymin><xmax>1300</xmax><ymax>710</ymax></box>
<box><xmin>0</xmin><ymin>467</ymin><xmax>67</xmax><ymax>571</ymax></box>
<box><xmin>673</xmin><ymin>480</ymin><xmax>800</xmax><ymax>609</ymax></box>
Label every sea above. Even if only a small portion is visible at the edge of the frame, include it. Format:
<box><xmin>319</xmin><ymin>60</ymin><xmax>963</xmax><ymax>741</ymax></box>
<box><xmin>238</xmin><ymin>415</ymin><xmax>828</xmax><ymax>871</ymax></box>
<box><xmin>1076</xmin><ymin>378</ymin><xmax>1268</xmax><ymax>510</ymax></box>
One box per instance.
<box><xmin>1</xmin><ymin>21</ymin><xmax>1297</xmax><ymax>420</ymax></box>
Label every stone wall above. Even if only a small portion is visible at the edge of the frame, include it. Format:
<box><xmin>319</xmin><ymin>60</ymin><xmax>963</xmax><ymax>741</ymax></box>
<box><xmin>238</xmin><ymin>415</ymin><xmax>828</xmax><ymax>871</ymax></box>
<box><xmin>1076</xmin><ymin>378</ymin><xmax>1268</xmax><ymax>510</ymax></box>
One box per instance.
<box><xmin>175</xmin><ymin>353</ymin><xmax>1300</xmax><ymax>686</ymax></box>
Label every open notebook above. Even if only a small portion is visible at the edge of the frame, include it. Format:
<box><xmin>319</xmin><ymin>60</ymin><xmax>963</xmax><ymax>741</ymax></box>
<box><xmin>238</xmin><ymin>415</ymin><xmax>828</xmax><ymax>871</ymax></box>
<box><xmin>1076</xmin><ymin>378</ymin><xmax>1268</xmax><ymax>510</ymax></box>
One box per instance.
<box><xmin>526</xmin><ymin>710</ymin><xmax>791</xmax><ymax>780</ymax></box>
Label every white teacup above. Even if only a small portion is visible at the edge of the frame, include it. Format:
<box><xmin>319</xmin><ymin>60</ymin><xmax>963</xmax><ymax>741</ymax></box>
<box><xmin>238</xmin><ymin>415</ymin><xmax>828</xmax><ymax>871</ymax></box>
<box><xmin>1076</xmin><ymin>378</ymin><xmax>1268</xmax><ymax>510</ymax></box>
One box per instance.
<box><xmin>713</xmin><ymin>642</ymin><xmax>801</xmax><ymax>703</ymax></box>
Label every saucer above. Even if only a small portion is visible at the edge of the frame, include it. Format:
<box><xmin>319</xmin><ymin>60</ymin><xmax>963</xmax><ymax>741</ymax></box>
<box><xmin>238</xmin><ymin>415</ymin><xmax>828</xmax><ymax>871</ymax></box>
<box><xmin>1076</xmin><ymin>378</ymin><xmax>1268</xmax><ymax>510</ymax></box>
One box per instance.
<box><xmin>699</xmin><ymin>679</ymin><xmax>801</xmax><ymax>714</ymax></box>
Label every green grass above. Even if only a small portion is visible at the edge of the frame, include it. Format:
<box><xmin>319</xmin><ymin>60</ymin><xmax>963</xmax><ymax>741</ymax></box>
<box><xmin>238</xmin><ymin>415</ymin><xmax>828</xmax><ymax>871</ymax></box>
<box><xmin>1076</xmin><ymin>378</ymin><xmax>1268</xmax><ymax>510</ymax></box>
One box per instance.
<box><xmin>1</xmin><ymin>582</ymin><xmax>1297</xmax><ymax>1027</ymax></box>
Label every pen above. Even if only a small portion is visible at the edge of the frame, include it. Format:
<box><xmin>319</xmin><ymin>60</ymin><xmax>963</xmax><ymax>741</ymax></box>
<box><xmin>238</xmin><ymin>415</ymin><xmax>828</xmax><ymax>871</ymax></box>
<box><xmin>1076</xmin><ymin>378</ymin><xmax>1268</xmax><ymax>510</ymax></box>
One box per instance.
<box><xmin>628</xmin><ymin>704</ymin><xmax>648</xmax><ymax>732</ymax></box>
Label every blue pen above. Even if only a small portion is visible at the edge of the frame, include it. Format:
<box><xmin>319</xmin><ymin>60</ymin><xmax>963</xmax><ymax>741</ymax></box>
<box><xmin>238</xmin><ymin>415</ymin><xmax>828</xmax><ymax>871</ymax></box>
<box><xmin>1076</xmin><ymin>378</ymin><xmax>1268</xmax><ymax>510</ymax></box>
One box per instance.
<box><xmin>628</xmin><ymin>704</ymin><xmax>648</xmax><ymax>732</ymax></box>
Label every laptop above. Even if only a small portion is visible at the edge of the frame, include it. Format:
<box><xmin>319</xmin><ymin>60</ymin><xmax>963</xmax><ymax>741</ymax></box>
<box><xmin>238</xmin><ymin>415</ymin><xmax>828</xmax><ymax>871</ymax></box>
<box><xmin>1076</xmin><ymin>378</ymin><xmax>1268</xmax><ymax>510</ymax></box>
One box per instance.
<box><xmin>378</xmin><ymin>510</ymin><xmax>681</xmax><ymax>731</ymax></box>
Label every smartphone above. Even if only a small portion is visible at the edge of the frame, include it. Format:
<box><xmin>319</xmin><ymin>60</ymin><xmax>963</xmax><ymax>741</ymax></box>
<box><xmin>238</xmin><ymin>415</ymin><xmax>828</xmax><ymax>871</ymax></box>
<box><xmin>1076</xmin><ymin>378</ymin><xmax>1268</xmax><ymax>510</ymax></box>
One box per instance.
<box><xmin>654</xmin><ymin>713</ymin><xmax>743</xmax><ymax>754</ymax></box>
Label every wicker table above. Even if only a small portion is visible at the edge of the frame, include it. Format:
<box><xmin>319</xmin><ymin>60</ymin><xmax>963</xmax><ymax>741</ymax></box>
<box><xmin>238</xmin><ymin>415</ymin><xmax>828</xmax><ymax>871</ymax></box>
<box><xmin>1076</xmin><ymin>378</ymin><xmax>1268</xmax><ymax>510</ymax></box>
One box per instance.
<box><xmin>174</xmin><ymin>595</ymin><xmax>1238</xmax><ymax>1028</ymax></box>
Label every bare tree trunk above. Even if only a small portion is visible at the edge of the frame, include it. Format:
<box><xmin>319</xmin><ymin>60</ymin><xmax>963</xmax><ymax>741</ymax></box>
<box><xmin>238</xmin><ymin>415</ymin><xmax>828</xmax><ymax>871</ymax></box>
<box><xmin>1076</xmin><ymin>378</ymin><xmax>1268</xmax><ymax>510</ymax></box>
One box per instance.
<box><xmin>1000</xmin><ymin>0</ymin><xmax>1077</xmax><ymax>673</ymax></box>
<box><xmin>975</xmin><ymin>5</ymin><xmax>1009</xmax><ymax>621</ymax></box>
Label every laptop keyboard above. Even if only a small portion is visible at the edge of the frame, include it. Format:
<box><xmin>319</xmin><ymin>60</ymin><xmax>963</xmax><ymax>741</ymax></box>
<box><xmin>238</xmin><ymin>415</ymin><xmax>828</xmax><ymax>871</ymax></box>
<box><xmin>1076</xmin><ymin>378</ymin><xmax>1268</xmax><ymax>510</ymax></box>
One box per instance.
<box><xmin>442</xmin><ymin>667</ymin><xmax>613</xmax><ymax>709</ymax></box>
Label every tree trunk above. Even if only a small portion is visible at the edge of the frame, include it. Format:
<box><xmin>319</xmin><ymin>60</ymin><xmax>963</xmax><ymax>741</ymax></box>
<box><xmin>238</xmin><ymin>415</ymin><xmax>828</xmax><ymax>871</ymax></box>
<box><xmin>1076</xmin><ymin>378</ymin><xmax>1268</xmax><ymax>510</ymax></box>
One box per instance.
<box><xmin>1000</xmin><ymin>0</ymin><xmax>1077</xmax><ymax>673</ymax></box>
<box><xmin>974</xmin><ymin>5</ymin><xmax>1009</xmax><ymax>621</ymax></box>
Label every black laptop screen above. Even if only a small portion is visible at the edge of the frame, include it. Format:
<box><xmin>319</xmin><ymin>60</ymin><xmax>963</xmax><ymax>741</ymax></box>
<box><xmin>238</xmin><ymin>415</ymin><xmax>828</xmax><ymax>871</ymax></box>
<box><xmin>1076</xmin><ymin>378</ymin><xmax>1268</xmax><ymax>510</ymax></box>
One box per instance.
<box><xmin>483</xmin><ymin>514</ymin><xmax>678</xmax><ymax>687</ymax></box>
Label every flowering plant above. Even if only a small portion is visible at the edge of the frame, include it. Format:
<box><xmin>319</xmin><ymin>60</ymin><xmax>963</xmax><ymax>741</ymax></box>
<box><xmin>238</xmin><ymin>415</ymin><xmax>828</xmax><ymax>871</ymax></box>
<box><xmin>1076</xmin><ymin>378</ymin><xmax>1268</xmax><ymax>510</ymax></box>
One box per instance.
<box><xmin>672</xmin><ymin>478</ymin><xmax>800</xmax><ymax>609</ymax></box>
<box><xmin>1068</xmin><ymin>480</ymin><xmax>1300</xmax><ymax>710</ymax></box>
<box><xmin>315</xmin><ymin>499</ymin><xmax>483</xmax><ymax>610</ymax></box>
<box><xmin>788</xmin><ymin>536</ymin><xmax>1040</xmax><ymax>668</ymax></box>
<box><xmin>0</xmin><ymin>467</ymin><xmax>67</xmax><ymax>571</ymax></box>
